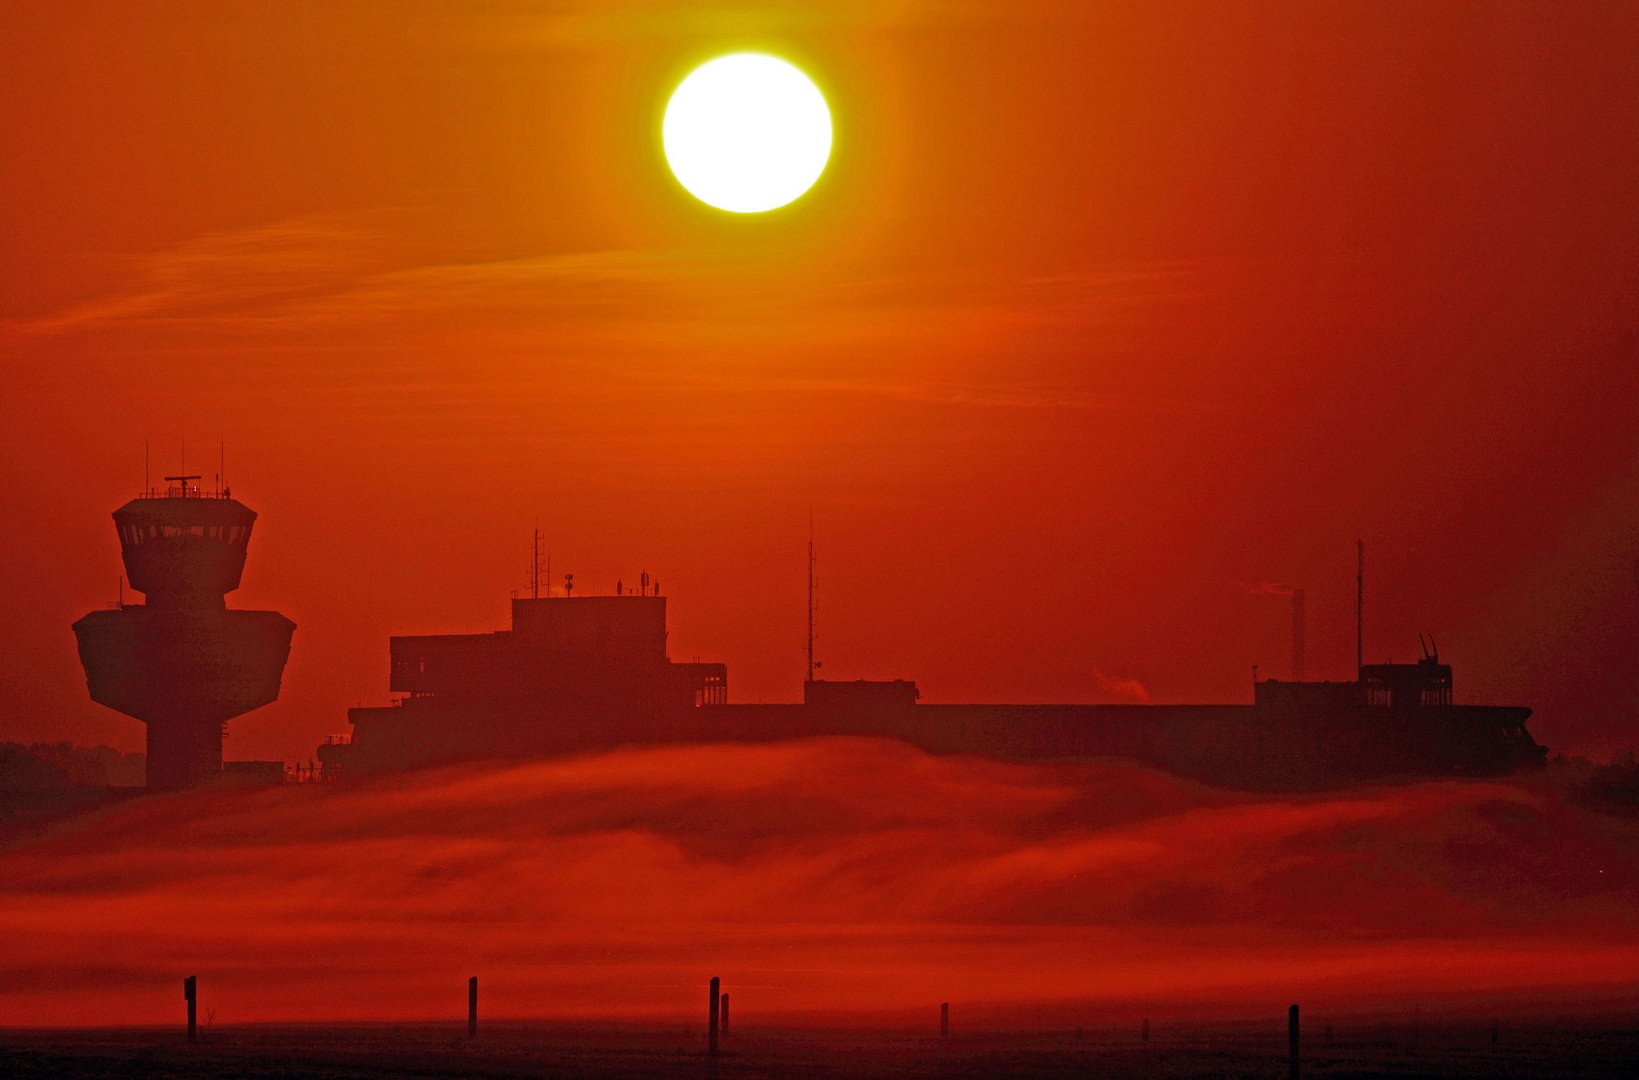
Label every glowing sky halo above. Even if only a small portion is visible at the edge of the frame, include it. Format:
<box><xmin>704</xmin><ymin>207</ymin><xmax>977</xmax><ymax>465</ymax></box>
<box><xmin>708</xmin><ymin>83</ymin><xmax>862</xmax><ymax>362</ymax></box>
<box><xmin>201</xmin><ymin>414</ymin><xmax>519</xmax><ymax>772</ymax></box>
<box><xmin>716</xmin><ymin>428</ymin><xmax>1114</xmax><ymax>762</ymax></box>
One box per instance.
<box><xmin>663</xmin><ymin>53</ymin><xmax>832</xmax><ymax>213</ymax></box>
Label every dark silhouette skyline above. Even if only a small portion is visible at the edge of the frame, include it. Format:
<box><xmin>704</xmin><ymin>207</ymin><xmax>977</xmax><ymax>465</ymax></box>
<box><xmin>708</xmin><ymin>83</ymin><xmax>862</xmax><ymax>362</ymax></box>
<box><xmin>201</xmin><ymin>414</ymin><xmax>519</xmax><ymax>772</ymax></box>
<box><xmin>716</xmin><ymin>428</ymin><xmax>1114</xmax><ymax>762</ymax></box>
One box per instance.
<box><xmin>323</xmin><ymin>551</ymin><xmax>1544</xmax><ymax>789</ymax></box>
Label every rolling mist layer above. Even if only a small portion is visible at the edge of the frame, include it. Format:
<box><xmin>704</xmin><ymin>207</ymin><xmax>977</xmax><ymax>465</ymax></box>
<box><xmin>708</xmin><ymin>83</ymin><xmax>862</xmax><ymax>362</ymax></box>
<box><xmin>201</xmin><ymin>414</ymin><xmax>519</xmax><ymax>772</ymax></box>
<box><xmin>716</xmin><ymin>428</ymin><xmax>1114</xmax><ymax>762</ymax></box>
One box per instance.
<box><xmin>3</xmin><ymin>738</ymin><xmax>1637</xmax><ymax>1028</ymax></box>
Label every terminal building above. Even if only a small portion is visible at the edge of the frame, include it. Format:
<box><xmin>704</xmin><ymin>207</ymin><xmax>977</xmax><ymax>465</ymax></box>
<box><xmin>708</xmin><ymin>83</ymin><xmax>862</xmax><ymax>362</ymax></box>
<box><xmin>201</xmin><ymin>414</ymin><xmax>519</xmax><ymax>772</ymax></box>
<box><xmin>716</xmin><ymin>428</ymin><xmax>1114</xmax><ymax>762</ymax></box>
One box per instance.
<box><xmin>340</xmin><ymin>591</ymin><xmax>726</xmax><ymax>767</ymax></box>
<box><xmin>319</xmin><ymin>576</ymin><xmax>1545</xmax><ymax>790</ymax></box>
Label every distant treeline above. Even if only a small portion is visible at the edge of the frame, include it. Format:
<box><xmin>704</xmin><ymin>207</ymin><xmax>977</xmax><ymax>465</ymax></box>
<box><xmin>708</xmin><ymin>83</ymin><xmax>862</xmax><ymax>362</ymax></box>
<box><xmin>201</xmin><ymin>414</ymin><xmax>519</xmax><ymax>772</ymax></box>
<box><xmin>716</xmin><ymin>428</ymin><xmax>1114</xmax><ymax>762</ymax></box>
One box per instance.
<box><xmin>1</xmin><ymin>742</ymin><xmax>144</xmax><ymax>838</ymax></box>
<box><xmin>1550</xmin><ymin>750</ymin><xmax>1639</xmax><ymax>818</ymax></box>
<box><xmin>2</xmin><ymin>740</ymin><xmax>1637</xmax><ymax>826</ymax></box>
<box><xmin>2</xmin><ymin>741</ymin><xmax>146</xmax><ymax>790</ymax></box>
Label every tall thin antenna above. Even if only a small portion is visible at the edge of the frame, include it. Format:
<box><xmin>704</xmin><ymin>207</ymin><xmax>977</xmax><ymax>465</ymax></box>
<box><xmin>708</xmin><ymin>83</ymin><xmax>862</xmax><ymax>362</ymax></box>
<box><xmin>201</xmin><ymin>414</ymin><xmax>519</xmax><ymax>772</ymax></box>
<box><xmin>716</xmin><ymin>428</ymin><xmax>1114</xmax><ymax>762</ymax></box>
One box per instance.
<box><xmin>1291</xmin><ymin>587</ymin><xmax>1307</xmax><ymax>682</ymax></box>
<box><xmin>144</xmin><ymin>440</ymin><xmax>150</xmax><ymax>496</ymax></box>
<box><xmin>1356</xmin><ymin>539</ymin><xmax>1365</xmax><ymax>679</ymax></box>
<box><xmin>530</xmin><ymin>528</ymin><xmax>543</xmax><ymax>600</ymax></box>
<box><xmin>806</xmin><ymin>508</ymin><xmax>817</xmax><ymax>685</ymax></box>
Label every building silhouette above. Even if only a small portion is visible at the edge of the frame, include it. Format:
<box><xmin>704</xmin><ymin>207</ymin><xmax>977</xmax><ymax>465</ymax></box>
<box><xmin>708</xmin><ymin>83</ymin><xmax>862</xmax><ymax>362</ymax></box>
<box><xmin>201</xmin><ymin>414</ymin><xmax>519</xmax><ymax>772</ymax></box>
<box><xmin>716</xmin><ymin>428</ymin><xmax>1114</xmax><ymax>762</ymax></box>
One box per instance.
<box><xmin>320</xmin><ymin>562</ymin><xmax>1544</xmax><ymax>790</ymax></box>
<box><xmin>73</xmin><ymin>476</ymin><xmax>294</xmax><ymax>791</ymax></box>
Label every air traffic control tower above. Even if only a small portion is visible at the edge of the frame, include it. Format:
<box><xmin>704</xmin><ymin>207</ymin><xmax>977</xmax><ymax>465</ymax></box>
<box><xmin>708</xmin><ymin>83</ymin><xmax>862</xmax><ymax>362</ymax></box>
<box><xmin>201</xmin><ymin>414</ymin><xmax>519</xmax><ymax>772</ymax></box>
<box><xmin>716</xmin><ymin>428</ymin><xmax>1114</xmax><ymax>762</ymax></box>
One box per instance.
<box><xmin>73</xmin><ymin>476</ymin><xmax>295</xmax><ymax>791</ymax></box>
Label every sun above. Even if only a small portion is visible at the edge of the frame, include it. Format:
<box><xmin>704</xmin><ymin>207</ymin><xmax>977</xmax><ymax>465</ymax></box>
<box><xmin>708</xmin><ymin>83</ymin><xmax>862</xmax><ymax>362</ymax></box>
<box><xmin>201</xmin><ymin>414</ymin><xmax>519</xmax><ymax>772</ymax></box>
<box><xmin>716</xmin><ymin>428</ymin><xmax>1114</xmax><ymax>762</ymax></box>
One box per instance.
<box><xmin>663</xmin><ymin>54</ymin><xmax>832</xmax><ymax>214</ymax></box>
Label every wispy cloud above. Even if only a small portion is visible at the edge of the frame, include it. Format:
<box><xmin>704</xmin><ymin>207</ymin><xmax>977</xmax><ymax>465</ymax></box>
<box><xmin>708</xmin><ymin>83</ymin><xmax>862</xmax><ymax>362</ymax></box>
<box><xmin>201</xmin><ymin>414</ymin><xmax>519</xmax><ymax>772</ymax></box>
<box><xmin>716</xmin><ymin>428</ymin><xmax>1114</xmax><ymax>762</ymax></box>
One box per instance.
<box><xmin>13</xmin><ymin>214</ymin><xmax>396</xmax><ymax>336</ymax></box>
<box><xmin>8</xmin><ymin>210</ymin><xmax>681</xmax><ymax>337</ymax></box>
<box><xmin>6</xmin><ymin>209</ymin><xmax>1212</xmax><ymax>417</ymax></box>
<box><xmin>14</xmin><ymin>206</ymin><xmax>1196</xmax><ymax>329</ymax></box>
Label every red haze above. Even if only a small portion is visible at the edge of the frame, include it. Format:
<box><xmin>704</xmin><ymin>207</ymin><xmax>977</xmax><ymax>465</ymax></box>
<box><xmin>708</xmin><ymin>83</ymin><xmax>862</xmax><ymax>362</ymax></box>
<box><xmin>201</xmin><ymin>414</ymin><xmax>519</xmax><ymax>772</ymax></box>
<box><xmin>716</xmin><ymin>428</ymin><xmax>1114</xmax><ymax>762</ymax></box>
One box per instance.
<box><xmin>2</xmin><ymin>740</ymin><xmax>1636</xmax><ymax>1028</ymax></box>
<box><xmin>2</xmin><ymin>2</ymin><xmax>1637</xmax><ymax>762</ymax></box>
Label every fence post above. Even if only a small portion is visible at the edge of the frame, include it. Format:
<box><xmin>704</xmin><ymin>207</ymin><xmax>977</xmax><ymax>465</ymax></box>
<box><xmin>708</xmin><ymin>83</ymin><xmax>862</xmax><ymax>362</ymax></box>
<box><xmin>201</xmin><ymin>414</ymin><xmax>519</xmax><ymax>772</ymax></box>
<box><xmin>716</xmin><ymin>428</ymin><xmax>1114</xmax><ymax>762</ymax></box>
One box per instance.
<box><xmin>721</xmin><ymin>992</ymin><xmax>730</xmax><ymax>1037</ymax></box>
<box><xmin>708</xmin><ymin>977</ymin><xmax>720</xmax><ymax>1057</ymax></box>
<box><xmin>468</xmin><ymin>976</ymin><xmax>478</xmax><ymax>1038</ymax></box>
<box><xmin>940</xmin><ymin>1001</ymin><xmax>949</xmax><ymax>1037</ymax></box>
<box><xmin>184</xmin><ymin>976</ymin><xmax>197</xmax><ymax>1044</ymax></box>
<box><xmin>1289</xmin><ymin>1003</ymin><xmax>1300</xmax><ymax>1080</ymax></box>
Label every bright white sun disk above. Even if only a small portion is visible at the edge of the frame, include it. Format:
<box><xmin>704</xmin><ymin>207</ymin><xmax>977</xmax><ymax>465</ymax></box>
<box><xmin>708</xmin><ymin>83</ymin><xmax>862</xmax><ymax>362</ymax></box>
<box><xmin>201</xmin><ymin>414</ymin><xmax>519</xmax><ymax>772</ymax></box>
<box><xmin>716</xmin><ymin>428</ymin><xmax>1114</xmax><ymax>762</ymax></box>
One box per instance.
<box><xmin>664</xmin><ymin>54</ymin><xmax>832</xmax><ymax>213</ymax></box>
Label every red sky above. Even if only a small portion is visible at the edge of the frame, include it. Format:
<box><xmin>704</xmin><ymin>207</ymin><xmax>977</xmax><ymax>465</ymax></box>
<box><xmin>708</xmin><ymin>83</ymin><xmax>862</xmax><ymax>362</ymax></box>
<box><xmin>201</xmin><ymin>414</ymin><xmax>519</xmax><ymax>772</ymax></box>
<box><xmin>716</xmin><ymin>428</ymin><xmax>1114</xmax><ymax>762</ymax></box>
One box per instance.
<box><xmin>2</xmin><ymin>1</ymin><xmax>1636</xmax><ymax>762</ymax></box>
<box><xmin>3</xmin><ymin>741</ymin><xmax>1636</xmax><ymax>1026</ymax></box>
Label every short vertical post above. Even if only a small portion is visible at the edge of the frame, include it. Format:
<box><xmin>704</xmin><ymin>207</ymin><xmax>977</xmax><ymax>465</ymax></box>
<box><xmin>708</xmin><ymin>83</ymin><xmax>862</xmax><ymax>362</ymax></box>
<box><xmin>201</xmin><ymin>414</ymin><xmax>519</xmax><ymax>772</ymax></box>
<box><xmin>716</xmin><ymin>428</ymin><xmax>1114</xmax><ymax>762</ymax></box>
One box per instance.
<box><xmin>940</xmin><ymin>1001</ymin><xmax>949</xmax><ymax>1037</ymax></box>
<box><xmin>708</xmin><ymin>976</ymin><xmax>720</xmax><ymax>1057</ymax></box>
<box><xmin>184</xmin><ymin>975</ymin><xmax>197</xmax><ymax>1044</ymax></box>
<box><xmin>468</xmin><ymin>976</ymin><xmax>478</xmax><ymax>1038</ymax></box>
<box><xmin>1289</xmin><ymin>1003</ymin><xmax>1300</xmax><ymax>1080</ymax></box>
<box><xmin>721</xmin><ymin>993</ymin><xmax>730</xmax><ymax>1037</ymax></box>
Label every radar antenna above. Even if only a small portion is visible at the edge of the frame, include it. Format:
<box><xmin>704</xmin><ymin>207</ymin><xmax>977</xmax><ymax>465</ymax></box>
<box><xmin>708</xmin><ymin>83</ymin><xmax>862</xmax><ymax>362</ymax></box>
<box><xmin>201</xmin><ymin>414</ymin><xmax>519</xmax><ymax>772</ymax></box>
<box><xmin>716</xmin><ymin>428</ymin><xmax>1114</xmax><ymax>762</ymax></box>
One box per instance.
<box><xmin>164</xmin><ymin>474</ymin><xmax>202</xmax><ymax>497</ymax></box>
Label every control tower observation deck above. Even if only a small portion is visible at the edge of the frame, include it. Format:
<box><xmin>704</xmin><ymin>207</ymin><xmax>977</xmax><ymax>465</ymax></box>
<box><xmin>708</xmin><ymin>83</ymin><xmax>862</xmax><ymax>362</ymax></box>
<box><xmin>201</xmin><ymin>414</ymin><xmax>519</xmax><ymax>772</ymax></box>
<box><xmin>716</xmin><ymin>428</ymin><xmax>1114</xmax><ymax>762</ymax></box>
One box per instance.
<box><xmin>72</xmin><ymin>477</ymin><xmax>295</xmax><ymax>791</ymax></box>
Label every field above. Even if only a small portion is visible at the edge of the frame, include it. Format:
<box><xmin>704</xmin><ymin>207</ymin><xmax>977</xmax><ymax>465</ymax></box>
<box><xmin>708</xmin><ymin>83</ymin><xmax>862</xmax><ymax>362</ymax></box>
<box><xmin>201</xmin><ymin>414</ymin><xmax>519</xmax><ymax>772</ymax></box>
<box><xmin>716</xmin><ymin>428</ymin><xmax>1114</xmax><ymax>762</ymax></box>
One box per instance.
<box><xmin>5</xmin><ymin>741</ymin><xmax>1638</xmax><ymax>1076</ymax></box>
<box><xmin>4</xmin><ymin>1019</ymin><xmax>1638</xmax><ymax>1079</ymax></box>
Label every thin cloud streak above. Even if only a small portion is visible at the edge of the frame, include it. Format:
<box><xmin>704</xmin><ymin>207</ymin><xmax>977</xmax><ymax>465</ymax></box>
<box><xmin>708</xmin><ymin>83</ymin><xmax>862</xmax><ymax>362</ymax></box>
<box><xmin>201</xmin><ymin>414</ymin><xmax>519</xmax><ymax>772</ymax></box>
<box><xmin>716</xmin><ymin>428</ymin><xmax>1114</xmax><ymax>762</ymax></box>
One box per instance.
<box><xmin>7</xmin><ymin>210</ymin><xmax>1209</xmax><ymax>415</ymax></box>
<box><xmin>13</xmin><ymin>212</ymin><xmax>1198</xmax><ymax>339</ymax></box>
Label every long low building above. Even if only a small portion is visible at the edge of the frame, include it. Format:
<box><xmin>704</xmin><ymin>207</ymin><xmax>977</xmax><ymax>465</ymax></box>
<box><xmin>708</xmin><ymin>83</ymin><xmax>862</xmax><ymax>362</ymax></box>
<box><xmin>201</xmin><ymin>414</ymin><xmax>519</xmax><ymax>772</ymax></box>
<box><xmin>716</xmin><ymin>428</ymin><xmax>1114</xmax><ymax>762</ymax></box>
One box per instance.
<box><xmin>318</xmin><ymin>588</ymin><xmax>1544</xmax><ymax>790</ymax></box>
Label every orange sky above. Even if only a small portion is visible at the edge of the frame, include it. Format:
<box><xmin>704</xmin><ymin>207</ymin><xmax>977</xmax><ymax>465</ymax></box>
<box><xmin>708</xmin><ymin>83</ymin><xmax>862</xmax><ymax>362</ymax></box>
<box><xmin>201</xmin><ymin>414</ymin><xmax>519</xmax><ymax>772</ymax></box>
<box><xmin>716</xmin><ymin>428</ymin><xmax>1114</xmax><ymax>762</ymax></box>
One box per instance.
<box><xmin>2</xmin><ymin>1</ymin><xmax>1636</xmax><ymax>763</ymax></box>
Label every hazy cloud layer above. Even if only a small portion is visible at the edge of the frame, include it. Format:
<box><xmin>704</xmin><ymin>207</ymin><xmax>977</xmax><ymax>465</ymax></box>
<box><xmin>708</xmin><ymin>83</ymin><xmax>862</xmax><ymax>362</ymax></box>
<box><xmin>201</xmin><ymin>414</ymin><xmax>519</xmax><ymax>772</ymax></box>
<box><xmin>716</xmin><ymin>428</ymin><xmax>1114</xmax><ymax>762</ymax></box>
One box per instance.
<box><xmin>2</xmin><ymin>739</ymin><xmax>1635</xmax><ymax>1027</ymax></box>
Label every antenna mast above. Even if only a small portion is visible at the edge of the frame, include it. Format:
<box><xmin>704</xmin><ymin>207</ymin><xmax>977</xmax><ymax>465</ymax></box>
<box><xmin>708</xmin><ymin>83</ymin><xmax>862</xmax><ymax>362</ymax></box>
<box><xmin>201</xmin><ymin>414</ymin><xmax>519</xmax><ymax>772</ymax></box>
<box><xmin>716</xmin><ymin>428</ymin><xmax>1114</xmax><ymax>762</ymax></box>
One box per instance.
<box><xmin>1356</xmin><ymin>539</ymin><xmax>1365</xmax><ymax>679</ymax></box>
<box><xmin>806</xmin><ymin>510</ymin><xmax>817</xmax><ymax>685</ymax></box>
<box><xmin>1291</xmin><ymin>587</ymin><xmax>1306</xmax><ymax>682</ymax></box>
<box><xmin>530</xmin><ymin>528</ymin><xmax>543</xmax><ymax>600</ymax></box>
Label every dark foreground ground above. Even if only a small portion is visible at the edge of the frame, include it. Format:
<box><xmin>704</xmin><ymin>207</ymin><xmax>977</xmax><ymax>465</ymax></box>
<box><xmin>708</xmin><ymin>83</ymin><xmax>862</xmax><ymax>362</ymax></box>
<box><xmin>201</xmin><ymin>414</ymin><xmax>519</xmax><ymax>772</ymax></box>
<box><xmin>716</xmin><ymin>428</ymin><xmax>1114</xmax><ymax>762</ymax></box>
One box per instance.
<box><xmin>3</xmin><ymin>1020</ymin><xmax>1636</xmax><ymax>1079</ymax></box>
